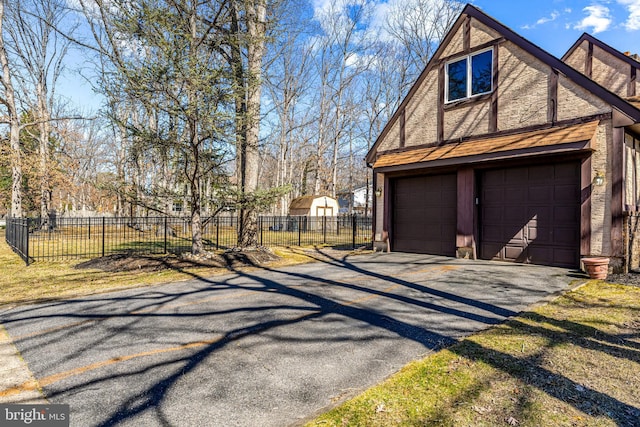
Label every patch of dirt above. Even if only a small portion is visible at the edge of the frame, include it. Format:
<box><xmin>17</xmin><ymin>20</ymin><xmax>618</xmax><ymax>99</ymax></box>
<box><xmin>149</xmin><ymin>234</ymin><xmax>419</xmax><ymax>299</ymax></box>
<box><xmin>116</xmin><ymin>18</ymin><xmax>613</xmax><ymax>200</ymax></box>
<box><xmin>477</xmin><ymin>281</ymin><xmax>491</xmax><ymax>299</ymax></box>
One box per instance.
<box><xmin>75</xmin><ymin>248</ymin><xmax>281</xmax><ymax>273</ymax></box>
<box><xmin>606</xmin><ymin>271</ymin><xmax>640</xmax><ymax>287</ymax></box>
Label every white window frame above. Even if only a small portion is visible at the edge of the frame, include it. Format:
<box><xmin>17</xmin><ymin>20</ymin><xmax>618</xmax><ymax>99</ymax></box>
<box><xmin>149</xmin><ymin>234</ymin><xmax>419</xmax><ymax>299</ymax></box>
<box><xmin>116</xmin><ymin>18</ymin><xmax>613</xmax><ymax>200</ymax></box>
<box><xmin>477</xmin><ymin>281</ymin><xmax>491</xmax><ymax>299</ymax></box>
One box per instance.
<box><xmin>445</xmin><ymin>47</ymin><xmax>494</xmax><ymax>103</ymax></box>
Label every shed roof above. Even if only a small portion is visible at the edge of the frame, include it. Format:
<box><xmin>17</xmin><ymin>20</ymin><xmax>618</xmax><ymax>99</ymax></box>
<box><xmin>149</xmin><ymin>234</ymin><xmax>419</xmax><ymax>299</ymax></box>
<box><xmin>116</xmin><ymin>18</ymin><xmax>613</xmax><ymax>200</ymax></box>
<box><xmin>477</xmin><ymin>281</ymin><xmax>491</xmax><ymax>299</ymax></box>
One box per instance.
<box><xmin>289</xmin><ymin>195</ymin><xmax>335</xmax><ymax>210</ymax></box>
<box><xmin>373</xmin><ymin>120</ymin><xmax>598</xmax><ymax>171</ymax></box>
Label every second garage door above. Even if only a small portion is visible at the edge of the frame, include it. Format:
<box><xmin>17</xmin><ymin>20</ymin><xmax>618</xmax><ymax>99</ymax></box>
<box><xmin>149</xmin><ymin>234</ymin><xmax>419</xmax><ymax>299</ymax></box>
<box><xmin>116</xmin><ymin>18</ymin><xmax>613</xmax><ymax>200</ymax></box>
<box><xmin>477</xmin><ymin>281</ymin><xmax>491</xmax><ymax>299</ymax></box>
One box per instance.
<box><xmin>479</xmin><ymin>162</ymin><xmax>580</xmax><ymax>268</ymax></box>
<box><xmin>392</xmin><ymin>174</ymin><xmax>457</xmax><ymax>256</ymax></box>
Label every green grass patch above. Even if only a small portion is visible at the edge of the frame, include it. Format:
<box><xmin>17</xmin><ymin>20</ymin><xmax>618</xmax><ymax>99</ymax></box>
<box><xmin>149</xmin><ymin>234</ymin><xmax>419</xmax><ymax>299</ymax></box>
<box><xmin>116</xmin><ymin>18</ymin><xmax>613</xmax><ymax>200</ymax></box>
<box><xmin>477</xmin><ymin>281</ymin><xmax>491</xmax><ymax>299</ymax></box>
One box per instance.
<box><xmin>308</xmin><ymin>281</ymin><xmax>640</xmax><ymax>427</ymax></box>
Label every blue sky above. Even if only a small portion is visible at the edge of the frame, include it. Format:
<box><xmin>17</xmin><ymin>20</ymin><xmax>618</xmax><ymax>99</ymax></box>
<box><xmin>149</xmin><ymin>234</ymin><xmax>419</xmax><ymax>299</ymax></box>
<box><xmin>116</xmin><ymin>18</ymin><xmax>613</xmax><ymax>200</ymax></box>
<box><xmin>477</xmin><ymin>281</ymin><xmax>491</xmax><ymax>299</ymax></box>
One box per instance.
<box><xmin>58</xmin><ymin>0</ymin><xmax>640</xmax><ymax>113</ymax></box>
<box><xmin>472</xmin><ymin>0</ymin><xmax>640</xmax><ymax>57</ymax></box>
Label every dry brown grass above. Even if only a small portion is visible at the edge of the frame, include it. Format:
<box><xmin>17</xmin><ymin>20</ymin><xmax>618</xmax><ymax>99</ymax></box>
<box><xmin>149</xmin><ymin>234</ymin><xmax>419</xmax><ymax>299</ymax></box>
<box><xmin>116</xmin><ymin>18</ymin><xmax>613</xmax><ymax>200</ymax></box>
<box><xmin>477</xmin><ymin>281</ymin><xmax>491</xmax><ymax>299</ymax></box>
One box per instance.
<box><xmin>1</xmin><ymin>230</ymin><xmax>343</xmax><ymax>307</ymax></box>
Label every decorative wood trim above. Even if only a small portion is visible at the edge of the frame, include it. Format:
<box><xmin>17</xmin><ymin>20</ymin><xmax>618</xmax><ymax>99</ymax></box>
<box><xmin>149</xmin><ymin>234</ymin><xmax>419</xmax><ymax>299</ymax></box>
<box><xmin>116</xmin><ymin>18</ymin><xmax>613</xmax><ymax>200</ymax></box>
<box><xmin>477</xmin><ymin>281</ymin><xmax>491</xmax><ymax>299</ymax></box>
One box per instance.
<box><xmin>490</xmin><ymin>45</ymin><xmax>499</xmax><ymax>132</ymax></box>
<box><xmin>438</xmin><ymin>63</ymin><xmax>445</xmax><ymax>143</ymax></box>
<box><xmin>399</xmin><ymin>109</ymin><xmax>405</xmax><ymax>148</ymax></box>
<box><xmin>611</xmin><ymin>127</ymin><xmax>625</xmax><ymax>257</ymax></box>
<box><xmin>463</xmin><ymin>17</ymin><xmax>471</xmax><ymax>53</ymax></box>
<box><xmin>443</xmin><ymin>93</ymin><xmax>491</xmax><ymax>111</ymax></box>
<box><xmin>580</xmin><ymin>157</ymin><xmax>592</xmax><ymax>256</ymax></box>
<box><xmin>377</xmin><ymin>113</ymin><xmax>611</xmax><ymax>157</ymax></box>
<box><xmin>548</xmin><ymin>70</ymin><xmax>558</xmax><ymax>124</ymax></box>
<box><xmin>630</xmin><ymin>66</ymin><xmax>637</xmax><ymax>97</ymax></box>
<box><xmin>438</xmin><ymin>38</ymin><xmax>506</xmax><ymax>64</ymax></box>
<box><xmin>586</xmin><ymin>41</ymin><xmax>593</xmax><ymax>78</ymax></box>
<box><xmin>456</xmin><ymin>168</ymin><xmax>475</xmax><ymax>250</ymax></box>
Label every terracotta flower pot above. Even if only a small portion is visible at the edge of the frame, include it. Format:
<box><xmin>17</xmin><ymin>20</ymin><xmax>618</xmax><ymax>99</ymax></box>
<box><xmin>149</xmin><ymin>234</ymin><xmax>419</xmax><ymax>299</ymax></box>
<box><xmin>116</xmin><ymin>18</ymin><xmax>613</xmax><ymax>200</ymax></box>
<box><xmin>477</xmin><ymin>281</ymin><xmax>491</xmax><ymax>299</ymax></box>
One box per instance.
<box><xmin>581</xmin><ymin>257</ymin><xmax>610</xmax><ymax>280</ymax></box>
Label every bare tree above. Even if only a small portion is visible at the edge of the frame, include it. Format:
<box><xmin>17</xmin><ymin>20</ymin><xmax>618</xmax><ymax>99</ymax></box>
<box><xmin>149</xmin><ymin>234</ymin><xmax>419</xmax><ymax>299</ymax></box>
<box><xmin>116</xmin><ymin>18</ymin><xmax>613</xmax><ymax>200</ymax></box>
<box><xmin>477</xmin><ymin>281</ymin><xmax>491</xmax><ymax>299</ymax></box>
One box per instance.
<box><xmin>5</xmin><ymin>0</ymin><xmax>74</xmax><ymax>221</ymax></box>
<box><xmin>0</xmin><ymin>0</ymin><xmax>22</xmax><ymax>217</ymax></box>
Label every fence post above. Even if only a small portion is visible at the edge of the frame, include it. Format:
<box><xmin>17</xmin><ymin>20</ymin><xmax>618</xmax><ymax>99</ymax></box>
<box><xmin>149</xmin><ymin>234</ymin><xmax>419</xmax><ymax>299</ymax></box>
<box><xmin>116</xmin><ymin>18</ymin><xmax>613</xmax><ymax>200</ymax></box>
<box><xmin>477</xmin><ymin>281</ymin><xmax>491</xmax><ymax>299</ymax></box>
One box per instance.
<box><xmin>164</xmin><ymin>216</ymin><xmax>168</xmax><ymax>254</ymax></box>
<box><xmin>88</xmin><ymin>218</ymin><xmax>91</xmax><ymax>240</ymax></box>
<box><xmin>102</xmin><ymin>217</ymin><xmax>106</xmax><ymax>257</ymax></box>
<box><xmin>323</xmin><ymin>215</ymin><xmax>327</xmax><ymax>244</ymax></box>
<box><xmin>352</xmin><ymin>215</ymin><xmax>357</xmax><ymax>249</ymax></box>
<box><xmin>24</xmin><ymin>219</ymin><xmax>30</xmax><ymax>266</ymax></box>
<box><xmin>298</xmin><ymin>216</ymin><xmax>302</xmax><ymax>246</ymax></box>
<box><xmin>259</xmin><ymin>217</ymin><xmax>263</xmax><ymax>246</ymax></box>
<box><xmin>216</xmin><ymin>217</ymin><xmax>219</xmax><ymax>250</ymax></box>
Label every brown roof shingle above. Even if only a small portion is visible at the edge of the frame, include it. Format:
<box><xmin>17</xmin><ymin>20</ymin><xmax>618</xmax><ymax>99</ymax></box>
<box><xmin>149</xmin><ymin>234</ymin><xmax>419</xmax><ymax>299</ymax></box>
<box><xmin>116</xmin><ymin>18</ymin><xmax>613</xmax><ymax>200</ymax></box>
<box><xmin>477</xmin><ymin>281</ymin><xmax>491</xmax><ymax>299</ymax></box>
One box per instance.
<box><xmin>373</xmin><ymin>120</ymin><xmax>599</xmax><ymax>169</ymax></box>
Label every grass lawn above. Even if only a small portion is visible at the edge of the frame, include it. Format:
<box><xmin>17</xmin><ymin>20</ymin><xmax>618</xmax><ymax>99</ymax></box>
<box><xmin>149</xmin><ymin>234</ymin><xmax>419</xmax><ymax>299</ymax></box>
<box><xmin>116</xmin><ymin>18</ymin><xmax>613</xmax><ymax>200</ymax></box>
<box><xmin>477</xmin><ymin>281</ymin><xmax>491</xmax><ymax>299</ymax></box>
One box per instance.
<box><xmin>308</xmin><ymin>281</ymin><xmax>640</xmax><ymax>427</ymax></box>
<box><xmin>0</xmin><ymin>230</ymin><xmax>318</xmax><ymax>307</ymax></box>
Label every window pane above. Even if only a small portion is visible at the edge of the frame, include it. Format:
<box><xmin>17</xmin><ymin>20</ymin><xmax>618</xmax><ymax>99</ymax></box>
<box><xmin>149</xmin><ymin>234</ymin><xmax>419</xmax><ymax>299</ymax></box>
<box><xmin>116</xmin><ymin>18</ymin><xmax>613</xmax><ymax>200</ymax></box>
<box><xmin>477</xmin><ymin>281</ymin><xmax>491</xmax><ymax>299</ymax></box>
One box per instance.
<box><xmin>447</xmin><ymin>58</ymin><xmax>467</xmax><ymax>101</ymax></box>
<box><xmin>471</xmin><ymin>50</ymin><xmax>492</xmax><ymax>95</ymax></box>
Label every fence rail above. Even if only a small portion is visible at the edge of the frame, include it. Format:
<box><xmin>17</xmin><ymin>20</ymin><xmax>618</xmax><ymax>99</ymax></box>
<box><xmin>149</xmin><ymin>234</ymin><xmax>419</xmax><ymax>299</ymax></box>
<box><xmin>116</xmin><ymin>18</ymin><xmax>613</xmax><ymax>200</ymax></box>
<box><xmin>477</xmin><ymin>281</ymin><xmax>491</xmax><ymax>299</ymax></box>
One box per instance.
<box><xmin>5</xmin><ymin>215</ymin><xmax>372</xmax><ymax>265</ymax></box>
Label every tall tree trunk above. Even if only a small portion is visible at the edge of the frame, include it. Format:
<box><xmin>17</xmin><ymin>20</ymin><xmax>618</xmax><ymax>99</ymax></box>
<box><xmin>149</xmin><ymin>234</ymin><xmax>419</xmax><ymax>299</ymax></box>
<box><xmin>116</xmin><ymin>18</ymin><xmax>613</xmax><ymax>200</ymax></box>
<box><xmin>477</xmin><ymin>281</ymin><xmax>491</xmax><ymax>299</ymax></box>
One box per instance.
<box><xmin>0</xmin><ymin>0</ymin><xmax>22</xmax><ymax>217</ymax></box>
<box><xmin>235</xmin><ymin>0</ymin><xmax>266</xmax><ymax>247</ymax></box>
<box><xmin>37</xmin><ymin>81</ymin><xmax>52</xmax><ymax>223</ymax></box>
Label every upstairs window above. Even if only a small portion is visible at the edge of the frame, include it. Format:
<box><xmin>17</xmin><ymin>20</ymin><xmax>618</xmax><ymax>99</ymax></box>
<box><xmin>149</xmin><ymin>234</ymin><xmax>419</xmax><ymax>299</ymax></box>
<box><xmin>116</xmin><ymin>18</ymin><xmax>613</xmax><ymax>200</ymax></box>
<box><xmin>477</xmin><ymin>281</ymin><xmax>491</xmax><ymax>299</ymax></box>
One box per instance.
<box><xmin>446</xmin><ymin>49</ymin><xmax>493</xmax><ymax>102</ymax></box>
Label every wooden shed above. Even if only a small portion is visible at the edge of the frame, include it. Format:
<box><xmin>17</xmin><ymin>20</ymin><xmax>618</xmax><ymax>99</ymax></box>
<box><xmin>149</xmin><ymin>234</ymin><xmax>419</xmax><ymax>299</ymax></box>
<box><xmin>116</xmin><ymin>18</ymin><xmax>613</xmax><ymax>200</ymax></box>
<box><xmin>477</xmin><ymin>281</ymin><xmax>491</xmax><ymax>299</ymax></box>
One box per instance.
<box><xmin>288</xmin><ymin>195</ymin><xmax>339</xmax><ymax>216</ymax></box>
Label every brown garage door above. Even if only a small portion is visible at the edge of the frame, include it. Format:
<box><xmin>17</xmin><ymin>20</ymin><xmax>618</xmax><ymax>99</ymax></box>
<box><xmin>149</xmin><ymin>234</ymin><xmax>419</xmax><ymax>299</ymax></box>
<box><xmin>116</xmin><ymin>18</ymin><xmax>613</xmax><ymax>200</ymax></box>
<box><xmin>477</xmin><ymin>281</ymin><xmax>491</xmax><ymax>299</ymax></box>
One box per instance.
<box><xmin>480</xmin><ymin>162</ymin><xmax>580</xmax><ymax>268</ymax></box>
<box><xmin>392</xmin><ymin>174</ymin><xmax>456</xmax><ymax>256</ymax></box>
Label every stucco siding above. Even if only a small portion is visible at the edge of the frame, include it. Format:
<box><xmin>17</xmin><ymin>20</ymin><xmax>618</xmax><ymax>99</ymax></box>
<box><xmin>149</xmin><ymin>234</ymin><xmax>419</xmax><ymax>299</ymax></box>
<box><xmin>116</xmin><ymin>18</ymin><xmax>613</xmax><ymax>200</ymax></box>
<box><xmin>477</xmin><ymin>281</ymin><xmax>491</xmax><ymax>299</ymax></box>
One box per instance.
<box><xmin>497</xmin><ymin>42</ymin><xmax>549</xmax><ymax>130</ymax></box>
<box><xmin>564</xmin><ymin>41</ymin><xmax>588</xmax><ymax>74</ymax></box>
<box><xmin>378</xmin><ymin>119</ymin><xmax>400</xmax><ymax>152</ymax></box>
<box><xmin>592</xmin><ymin>46</ymin><xmax>629</xmax><ymax>97</ymax></box>
<box><xmin>470</xmin><ymin>18</ymin><xmax>500</xmax><ymax>47</ymax></box>
<box><xmin>442</xmin><ymin>25</ymin><xmax>464</xmax><ymax>57</ymax></box>
<box><xmin>405</xmin><ymin>71</ymin><xmax>439</xmax><ymax>147</ymax></box>
<box><xmin>375</xmin><ymin>173</ymin><xmax>384</xmax><ymax>237</ymax></box>
<box><xmin>443</xmin><ymin>101</ymin><xmax>490</xmax><ymax>140</ymax></box>
<box><xmin>557</xmin><ymin>75</ymin><xmax>609</xmax><ymax>121</ymax></box>
<box><xmin>626</xmin><ymin>133</ymin><xmax>640</xmax><ymax>209</ymax></box>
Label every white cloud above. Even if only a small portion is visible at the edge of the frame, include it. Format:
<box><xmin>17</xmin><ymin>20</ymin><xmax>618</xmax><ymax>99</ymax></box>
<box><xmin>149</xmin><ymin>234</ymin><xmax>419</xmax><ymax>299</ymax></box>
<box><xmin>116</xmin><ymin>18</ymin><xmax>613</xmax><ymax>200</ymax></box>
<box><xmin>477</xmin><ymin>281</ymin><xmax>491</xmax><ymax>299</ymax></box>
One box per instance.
<box><xmin>574</xmin><ymin>4</ymin><xmax>612</xmax><ymax>33</ymax></box>
<box><xmin>521</xmin><ymin>10</ymin><xmax>560</xmax><ymax>29</ymax></box>
<box><xmin>617</xmin><ymin>0</ymin><xmax>640</xmax><ymax>30</ymax></box>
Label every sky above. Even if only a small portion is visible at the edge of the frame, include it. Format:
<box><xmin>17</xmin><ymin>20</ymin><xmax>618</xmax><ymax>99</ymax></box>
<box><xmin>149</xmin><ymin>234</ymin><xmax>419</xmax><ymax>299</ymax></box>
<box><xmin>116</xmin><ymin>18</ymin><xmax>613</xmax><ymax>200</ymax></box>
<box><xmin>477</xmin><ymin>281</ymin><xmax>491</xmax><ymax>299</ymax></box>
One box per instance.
<box><xmin>471</xmin><ymin>0</ymin><xmax>640</xmax><ymax>57</ymax></box>
<box><xmin>57</xmin><ymin>0</ymin><xmax>640</xmax><ymax>113</ymax></box>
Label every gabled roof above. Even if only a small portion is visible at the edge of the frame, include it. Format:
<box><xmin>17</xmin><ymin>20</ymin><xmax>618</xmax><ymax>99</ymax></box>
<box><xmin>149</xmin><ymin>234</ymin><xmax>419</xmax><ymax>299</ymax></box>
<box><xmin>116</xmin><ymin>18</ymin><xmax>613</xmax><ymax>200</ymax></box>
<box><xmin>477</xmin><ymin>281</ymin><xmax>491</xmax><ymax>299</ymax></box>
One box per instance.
<box><xmin>562</xmin><ymin>32</ymin><xmax>640</xmax><ymax>69</ymax></box>
<box><xmin>365</xmin><ymin>4</ymin><xmax>640</xmax><ymax>165</ymax></box>
<box><xmin>289</xmin><ymin>195</ymin><xmax>336</xmax><ymax>210</ymax></box>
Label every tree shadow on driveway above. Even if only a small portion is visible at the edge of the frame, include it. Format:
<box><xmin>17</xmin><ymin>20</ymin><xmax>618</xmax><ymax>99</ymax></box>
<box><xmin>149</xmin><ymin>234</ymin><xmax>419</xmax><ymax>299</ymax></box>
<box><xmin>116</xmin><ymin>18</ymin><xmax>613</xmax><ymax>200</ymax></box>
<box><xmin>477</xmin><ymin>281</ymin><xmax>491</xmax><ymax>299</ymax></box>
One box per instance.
<box><xmin>0</xmin><ymin>249</ymin><xmax>607</xmax><ymax>426</ymax></box>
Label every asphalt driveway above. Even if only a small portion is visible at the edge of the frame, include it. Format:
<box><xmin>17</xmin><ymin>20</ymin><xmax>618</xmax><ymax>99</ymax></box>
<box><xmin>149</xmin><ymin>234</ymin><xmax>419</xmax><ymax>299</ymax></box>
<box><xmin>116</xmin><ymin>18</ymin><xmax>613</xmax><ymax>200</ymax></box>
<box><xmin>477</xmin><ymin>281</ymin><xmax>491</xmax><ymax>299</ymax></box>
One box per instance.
<box><xmin>0</xmin><ymin>252</ymin><xmax>576</xmax><ymax>426</ymax></box>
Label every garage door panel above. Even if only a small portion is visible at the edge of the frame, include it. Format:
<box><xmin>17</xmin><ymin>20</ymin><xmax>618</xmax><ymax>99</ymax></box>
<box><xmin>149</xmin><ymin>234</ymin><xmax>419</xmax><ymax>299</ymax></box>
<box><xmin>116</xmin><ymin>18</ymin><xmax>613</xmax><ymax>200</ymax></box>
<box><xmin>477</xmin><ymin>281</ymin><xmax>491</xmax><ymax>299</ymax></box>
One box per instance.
<box><xmin>554</xmin><ymin>206</ymin><xmax>578</xmax><ymax>223</ymax></box>
<box><xmin>504</xmin><ymin>189</ymin><xmax>525</xmax><ymax>203</ymax></box>
<box><xmin>480</xmin><ymin>162</ymin><xmax>579</xmax><ymax>268</ymax></box>
<box><xmin>528</xmin><ymin>186</ymin><xmax>553</xmax><ymax>202</ymax></box>
<box><xmin>504</xmin><ymin>206</ymin><xmax>527</xmax><ymax>222</ymax></box>
<box><xmin>555</xmin><ymin>184</ymin><xmax>578</xmax><ymax>200</ymax></box>
<box><xmin>392</xmin><ymin>174</ymin><xmax>456</xmax><ymax>256</ymax></box>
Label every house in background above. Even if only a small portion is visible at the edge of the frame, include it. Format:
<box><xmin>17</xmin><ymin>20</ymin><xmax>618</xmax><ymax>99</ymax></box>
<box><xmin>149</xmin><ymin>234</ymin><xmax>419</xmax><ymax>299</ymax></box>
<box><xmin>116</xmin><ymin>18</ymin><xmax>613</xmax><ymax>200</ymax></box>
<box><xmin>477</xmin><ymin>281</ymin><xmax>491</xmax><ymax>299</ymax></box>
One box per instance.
<box><xmin>366</xmin><ymin>4</ymin><xmax>640</xmax><ymax>272</ymax></box>
<box><xmin>336</xmin><ymin>185</ymin><xmax>372</xmax><ymax>215</ymax></box>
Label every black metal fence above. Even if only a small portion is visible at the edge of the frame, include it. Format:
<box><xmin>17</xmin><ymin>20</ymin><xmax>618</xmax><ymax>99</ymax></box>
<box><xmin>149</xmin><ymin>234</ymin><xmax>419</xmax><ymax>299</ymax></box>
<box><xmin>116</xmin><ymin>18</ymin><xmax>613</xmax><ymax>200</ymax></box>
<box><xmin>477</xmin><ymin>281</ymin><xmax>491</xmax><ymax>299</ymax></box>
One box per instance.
<box><xmin>5</xmin><ymin>215</ymin><xmax>372</xmax><ymax>265</ymax></box>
